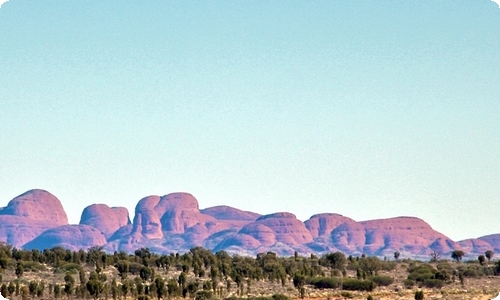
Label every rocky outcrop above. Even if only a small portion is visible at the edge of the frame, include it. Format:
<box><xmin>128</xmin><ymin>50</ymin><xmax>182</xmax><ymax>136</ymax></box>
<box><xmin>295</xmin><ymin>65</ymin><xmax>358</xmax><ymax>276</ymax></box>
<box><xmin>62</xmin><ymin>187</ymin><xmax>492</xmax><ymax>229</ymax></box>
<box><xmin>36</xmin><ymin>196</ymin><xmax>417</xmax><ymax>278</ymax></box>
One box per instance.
<box><xmin>478</xmin><ymin>234</ymin><xmax>500</xmax><ymax>252</ymax></box>
<box><xmin>213</xmin><ymin>212</ymin><xmax>314</xmax><ymax>255</ymax></box>
<box><xmin>360</xmin><ymin>217</ymin><xmax>456</xmax><ymax>256</ymax></box>
<box><xmin>1</xmin><ymin>189</ymin><xmax>498</xmax><ymax>257</ymax></box>
<box><xmin>0</xmin><ymin>189</ymin><xmax>68</xmax><ymax>224</ymax></box>
<box><xmin>23</xmin><ymin>225</ymin><xmax>107</xmax><ymax>251</ymax></box>
<box><xmin>201</xmin><ymin>205</ymin><xmax>260</xmax><ymax>221</ymax></box>
<box><xmin>457</xmin><ymin>238</ymin><xmax>494</xmax><ymax>255</ymax></box>
<box><xmin>305</xmin><ymin>213</ymin><xmax>356</xmax><ymax>240</ymax></box>
<box><xmin>0</xmin><ymin>189</ymin><xmax>68</xmax><ymax>247</ymax></box>
<box><xmin>80</xmin><ymin>204</ymin><xmax>131</xmax><ymax>238</ymax></box>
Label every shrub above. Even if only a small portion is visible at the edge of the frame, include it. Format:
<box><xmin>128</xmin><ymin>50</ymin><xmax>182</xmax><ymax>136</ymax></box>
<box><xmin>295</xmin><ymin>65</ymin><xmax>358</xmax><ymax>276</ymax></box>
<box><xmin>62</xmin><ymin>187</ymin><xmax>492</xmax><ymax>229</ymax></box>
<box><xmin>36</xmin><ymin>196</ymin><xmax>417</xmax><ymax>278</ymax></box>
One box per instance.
<box><xmin>195</xmin><ymin>290</ymin><xmax>213</xmax><ymax>300</ymax></box>
<box><xmin>340</xmin><ymin>291</ymin><xmax>353</xmax><ymax>298</ymax></box>
<box><xmin>22</xmin><ymin>261</ymin><xmax>47</xmax><ymax>272</ymax></box>
<box><xmin>306</xmin><ymin>277</ymin><xmax>341</xmax><ymax>289</ymax></box>
<box><xmin>370</xmin><ymin>275</ymin><xmax>394</xmax><ymax>286</ymax></box>
<box><xmin>403</xmin><ymin>279</ymin><xmax>415</xmax><ymax>289</ymax></box>
<box><xmin>57</xmin><ymin>263</ymin><xmax>82</xmax><ymax>272</ymax></box>
<box><xmin>421</xmin><ymin>279</ymin><xmax>444</xmax><ymax>289</ymax></box>
<box><xmin>342</xmin><ymin>279</ymin><xmax>376</xmax><ymax>291</ymax></box>
<box><xmin>414</xmin><ymin>290</ymin><xmax>424</xmax><ymax>300</ymax></box>
<box><xmin>381</xmin><ymin>261</ymin><xmax>396</xmax><ymax>271</ymax></box>
<box><xmin>272</xmin><ymin>294</ymin><xmax>290</xmax><ymax>300</ymax></box>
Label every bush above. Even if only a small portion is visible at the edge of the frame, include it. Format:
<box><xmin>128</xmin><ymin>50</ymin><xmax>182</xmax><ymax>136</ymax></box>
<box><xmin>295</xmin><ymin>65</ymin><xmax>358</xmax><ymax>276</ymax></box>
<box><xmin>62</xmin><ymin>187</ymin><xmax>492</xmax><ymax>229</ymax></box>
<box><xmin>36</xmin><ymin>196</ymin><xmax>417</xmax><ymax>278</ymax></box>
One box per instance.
<box><xmin>272</xmin><ymin>294</ymin><xmax>290</xmax><ymax>300</ymax></box>
<box><xmin>414</xmin><ymin>290</ymin><xmax>424</xmax><ymax>300</ymax></box>
<box><xmin>370</xmin><ymin>275</ymin><xmax>394</xmax><ymax>286</ymax></box>
<box><xmin>57</xmin><ymin>263</ymin><xmax>82</xmax><ymax>272</ymax></box>
<box><xmin>421</xmin><ymin>279</ymin><xmax>444</xmax><ymax>289</ymax></box>
<box><xmin>306</xmin><ymin>277</ymin><xmax>341</xmax><ymax>289</ymax></box>
<box><xmin>195</xmin><ymin>290</ymin><xmax>213</xmax><ymax>300</ymax></box>
<box><xmin>340</xmin><ymin>291</ymin><xmax>353</xmax><ymax>298</ymax></box>
<box><xmin>342</xmin><ymin>279</ymin><xmax>376</xmax><ymax>292</ymax></box>
<box><xmin>22</xmin><ymin>261</ymin><xmax>47</xmax><ymax>272</ymax></box>
<box><xmin>381</xmin><ymin>261</ymin><xmax>396</xmax><ymax>271</ymax></box>
<box><xmin>403</xmin><ymin>279</ymin><xmax>415</xmax><ymax>289</ymax></box>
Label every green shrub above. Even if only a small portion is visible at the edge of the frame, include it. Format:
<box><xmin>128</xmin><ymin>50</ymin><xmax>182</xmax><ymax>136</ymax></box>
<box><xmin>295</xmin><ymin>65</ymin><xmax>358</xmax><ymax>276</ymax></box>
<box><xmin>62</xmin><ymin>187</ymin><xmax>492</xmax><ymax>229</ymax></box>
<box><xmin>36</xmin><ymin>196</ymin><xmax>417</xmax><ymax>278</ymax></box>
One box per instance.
<box><xmin>342</xmin><ymin>279</ymin><xmax>376</xmax><ymax>291</ymax></box>
<box><xmin>381</xmin><ymin>261</ymin><xmax>396</xmax><ymax>271</ymax></box>
<box><xmin>21</xmin><ymin>261</ymin><xmax>47</xmax><ymax>272</ymax></box>
<box><xmin>306</xmin><ymin>277</ymin><xmax>341</xmax><ymax>289</ymax></box>
<box><xmin>403</xmin><ymin>279</ymin><xmax>415</xmax><ymax>289</ymax></box>
<box><xmin>195</xmin><ymin>290</ymin><xmax>213</xmax><ymax>300</ymax></box>
<box><xmin>57</xmin><ymin>263</ymin><xmax>82</xmax><ymax>272</ymax></box>
<box><xmin>272</xmin><ymin>294</ymin><xmax>290</xmax><ymax>300</ymax></box>
<box><xmin>340</xmin><ymin>291</ymin><xmax>353</xmax><ymax>298</ymax></box>
<box><xmin>420</xmin><ymin>279</ymin><xmax>444</xmax><ymax>289</ymax></box>
<box><xmin>370</xmin><ymin>275</ymin><xmax>394</xmax><ymax>286</ymax></box>
<box><xmin>414</xmin><ymin>290</ymin><xmax>424</xmax><ymax>300</ymax></box>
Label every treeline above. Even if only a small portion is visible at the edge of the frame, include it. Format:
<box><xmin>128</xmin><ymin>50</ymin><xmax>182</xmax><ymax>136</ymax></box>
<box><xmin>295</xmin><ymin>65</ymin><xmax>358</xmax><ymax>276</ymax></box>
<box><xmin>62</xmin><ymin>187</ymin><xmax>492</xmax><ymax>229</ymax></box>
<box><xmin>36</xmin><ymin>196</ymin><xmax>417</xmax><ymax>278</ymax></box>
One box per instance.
<box><xmin>0</xmin><ymin>243</ymin><xmax>498</xmax><ymax>300</ymax></box>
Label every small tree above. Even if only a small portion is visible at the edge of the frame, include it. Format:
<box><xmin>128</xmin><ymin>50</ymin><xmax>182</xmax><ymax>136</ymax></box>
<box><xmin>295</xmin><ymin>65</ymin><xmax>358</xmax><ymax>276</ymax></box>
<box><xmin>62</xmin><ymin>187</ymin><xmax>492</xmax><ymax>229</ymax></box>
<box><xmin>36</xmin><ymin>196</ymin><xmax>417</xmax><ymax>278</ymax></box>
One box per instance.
<box><xmin>451</xmin><ymin>250</ymin><xmax>465</xmax><ymax>262</ymax></box>
<box><xmin>485</xmin><ymin>250</ymin><xmax>494</xmax><ymax>263</ymax></box>
<box><xmin>154</xmin><ymin>276</ymin><xmax>166</xmax><ymax>300</ymax></box>
<box><xmin>478</xmin><ymin>255</ymin><xmax>486</xmax><ymax>266</ymax></box>
<box><xmin>64</xmin><ymin>273</ymin><xmax>75</xmax><ymax>299</ymax></box>
<box><xmin>394</xmin><ymin>251</ymin><xmax>400</xmax><ymax>261</ymax></box>
<box><xmin>415</xmin><ymin>290</ymin><xmax>424</xmax><ymax>300</ymax></box>
<box><xmin>86</xmin><ymin>280</ymin><xmax>104</xmax><ymax>300</ymax></box>
<box><xmin>15</xmin><ymin>262</ymin><xmax>24</xmax><ymax>278</ymax></box>
<box><xmin>430</xmin><ymin>251</ymin><xmax>440</xmax><ymax>262</ymax></box>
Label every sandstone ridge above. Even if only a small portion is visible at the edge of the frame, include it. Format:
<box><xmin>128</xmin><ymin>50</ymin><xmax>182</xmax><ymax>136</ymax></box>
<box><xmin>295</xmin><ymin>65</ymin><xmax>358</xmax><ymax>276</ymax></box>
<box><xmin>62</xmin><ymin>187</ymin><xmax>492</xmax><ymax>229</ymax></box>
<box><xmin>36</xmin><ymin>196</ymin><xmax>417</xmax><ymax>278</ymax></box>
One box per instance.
<box><xmin>0</xmin><ymin>189</ymin><xmax>497</xmax><ymax>258</ymax></box>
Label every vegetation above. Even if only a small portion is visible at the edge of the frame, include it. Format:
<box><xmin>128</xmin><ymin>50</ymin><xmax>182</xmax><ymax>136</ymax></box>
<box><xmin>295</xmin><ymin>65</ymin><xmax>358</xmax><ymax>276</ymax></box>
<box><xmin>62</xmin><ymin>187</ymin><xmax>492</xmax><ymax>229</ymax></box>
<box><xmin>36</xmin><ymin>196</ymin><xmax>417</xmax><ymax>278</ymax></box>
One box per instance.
<box><xmin>0</xmin><ymin>243</ymin><xmax>498</xmax><ymax>300</ymax></box>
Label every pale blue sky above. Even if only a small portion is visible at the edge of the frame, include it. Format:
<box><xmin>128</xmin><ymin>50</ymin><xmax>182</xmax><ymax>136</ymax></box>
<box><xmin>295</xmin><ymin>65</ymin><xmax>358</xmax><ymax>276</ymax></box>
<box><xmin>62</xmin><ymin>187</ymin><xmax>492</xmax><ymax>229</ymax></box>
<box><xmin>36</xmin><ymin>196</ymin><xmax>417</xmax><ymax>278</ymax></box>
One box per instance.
<box><xmin>1</xmin><ymin>0</ymin><xmax>499</xmax><ymax>242</ymax></box>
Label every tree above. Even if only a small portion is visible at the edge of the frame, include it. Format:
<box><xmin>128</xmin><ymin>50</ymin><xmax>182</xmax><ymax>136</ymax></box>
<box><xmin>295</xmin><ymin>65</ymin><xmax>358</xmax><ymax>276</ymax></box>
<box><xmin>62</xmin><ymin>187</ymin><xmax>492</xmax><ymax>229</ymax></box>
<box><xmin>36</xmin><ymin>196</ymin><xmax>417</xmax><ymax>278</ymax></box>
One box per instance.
<box><xmin>54</xmin><ymin>284</ymin><xmax>61</xmax><ymax>299</ymax></box>
<box><xmin>86</xmin><ymin>280</ymin><xmax>104</xmax><ymax>300</ymax></box>
<box><xmin>121</xmin><ymin>279</ymin><xmax>132</xmax><ymax>299</ymax></box>
<box><xmin>154</xmin><ymin>277</ymin><xmax>166</xmax><ymax>299</ymax></box>
<box><xmin>140</xmin><ymin>266</ymin><xmax>153</xmax><ymax>282</ymax></box>
<box><xmin>359</xmin><ymin>257</ymin><xmax>382</xmax><ymax>276</ymax></box>
<box><xmin>15</xmin><ymin>261</ymin><xmax>24</xmax><ymax>278</ymax></box>
<box><xmin>451</xmin><ymin>250</ymin><xmax>465</xmax><ymax>262</ymax></box>
<box><xmin>64</xmin><ymin>273</ymin><xmax>75</xmax><ymax>299</ymax></box>
<box><xmin>414</xmin><ymin>290</ymin><xmax>424</xmax><ymax>300</ymax></box>
<box><xmin>394</xmin><ymin>251</ymin><xmax>400</xmax><ymax>261</ymax></box>
<box><xmin>321</xmin><ymin>252</ymin><xmax>347</xmax><ymax>270</ymax></box>
<box><xmin>29</xmin><ymin>281</ymin><xmax>38</xmax><ymax>298</ymax></box>
<box><xmin>430</xmin><ymin>251</ymin><xmax>440</xmax><ymax>262</ymax></box>
<box><xmin>478</xmin><ymin>255</ymin><xmax>486</xmax><ymax>266</ymax></box>
<box><xmin>292</xmin><ymin>274</ymin><xmax>305</xmax><ymax>298</ymax></box>
<box><xmin>485</xmin><ymin>250</ymin><xmax>494</xmax><ymax>263</ymax></box>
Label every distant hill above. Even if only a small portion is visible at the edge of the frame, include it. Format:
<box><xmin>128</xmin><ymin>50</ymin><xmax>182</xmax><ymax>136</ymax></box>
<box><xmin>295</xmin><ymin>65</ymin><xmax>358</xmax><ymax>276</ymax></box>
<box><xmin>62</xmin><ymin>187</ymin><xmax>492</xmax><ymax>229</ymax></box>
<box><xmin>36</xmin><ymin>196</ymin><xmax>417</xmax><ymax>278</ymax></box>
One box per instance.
<box><xmin>1</xmin><ymin>189</ymin><xmax>497</xmax><ymax>259</ymax></box>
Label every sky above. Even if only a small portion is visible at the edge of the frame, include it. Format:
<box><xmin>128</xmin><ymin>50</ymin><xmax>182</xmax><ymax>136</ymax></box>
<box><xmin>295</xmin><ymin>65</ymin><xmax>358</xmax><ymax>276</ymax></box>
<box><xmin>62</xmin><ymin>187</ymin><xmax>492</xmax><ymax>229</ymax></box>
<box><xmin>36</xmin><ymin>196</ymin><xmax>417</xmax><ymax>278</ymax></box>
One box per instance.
<box><xmin>0</xmin><ymin>0</ymin><xmax>499</xmax><ymax>242</ymax></box>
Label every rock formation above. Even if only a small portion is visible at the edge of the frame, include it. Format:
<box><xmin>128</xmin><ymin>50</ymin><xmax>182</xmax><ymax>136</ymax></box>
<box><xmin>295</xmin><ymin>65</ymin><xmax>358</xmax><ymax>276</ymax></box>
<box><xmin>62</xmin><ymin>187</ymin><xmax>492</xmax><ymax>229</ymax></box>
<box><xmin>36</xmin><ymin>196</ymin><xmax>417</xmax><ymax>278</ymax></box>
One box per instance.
<box><xmin>23</xmin><ymin>225</ymin><xmax>107</xmax><ymax>251</ymax></box>
<box><xmin>80</xmin><ymin>204</ymin><xmax>131</xmax><ymax>238</ymax></box>
<box><xmin>0</xmin><ymin>189</ymin><xmax>68</xmax><ymax>247</ymax></box>
<box><xmin>0</xmin><ymin>189</ymin><xmax>497</xmax><ymax>258</ymax></box>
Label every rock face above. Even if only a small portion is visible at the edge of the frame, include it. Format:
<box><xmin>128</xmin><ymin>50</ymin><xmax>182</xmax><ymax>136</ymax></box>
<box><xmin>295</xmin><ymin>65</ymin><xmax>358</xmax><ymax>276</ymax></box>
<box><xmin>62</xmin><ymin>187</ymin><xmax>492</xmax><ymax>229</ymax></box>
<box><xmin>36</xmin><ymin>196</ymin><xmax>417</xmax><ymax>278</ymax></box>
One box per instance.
<box><xmin>201</xmin><ymin>205</ymin><xmax>260</xmax><ymax>221</ymax></box>
<box><xmin>0</xmin><ymin>189</ymin><xmax>498</xmax><ymax>257</ymax></box>
<box><xmin>23</xmin><ymin>225</ymin><xmax>107</xmax><ymax>251</ymax></box>
<box><xmin>213</xmin><ymin>212</ymin><xmax>315</xmax><ymax>255</ymax></box>
<box><xmin>478</xmin><ymin>234</ymin><xmax>500</xmax><ymax>252</ymax></box>
<box><xmin>360</xmin><ymin>217</ymin><xmax>457</xmax><ymax>256</ymax></box>
<box><xmin>80</xmin><ymin>204</ymin><xmax>131</xmax><ymax>238</ymax></box>
<box><xmin>0</xmin><ymin>189</ymin><xmax>68</xmax><ymax>247</ymax></box>
<box><xmin>0</xmin><ymin>189</ymin><xmax>68</xmax><ymax>225</ymax></box>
